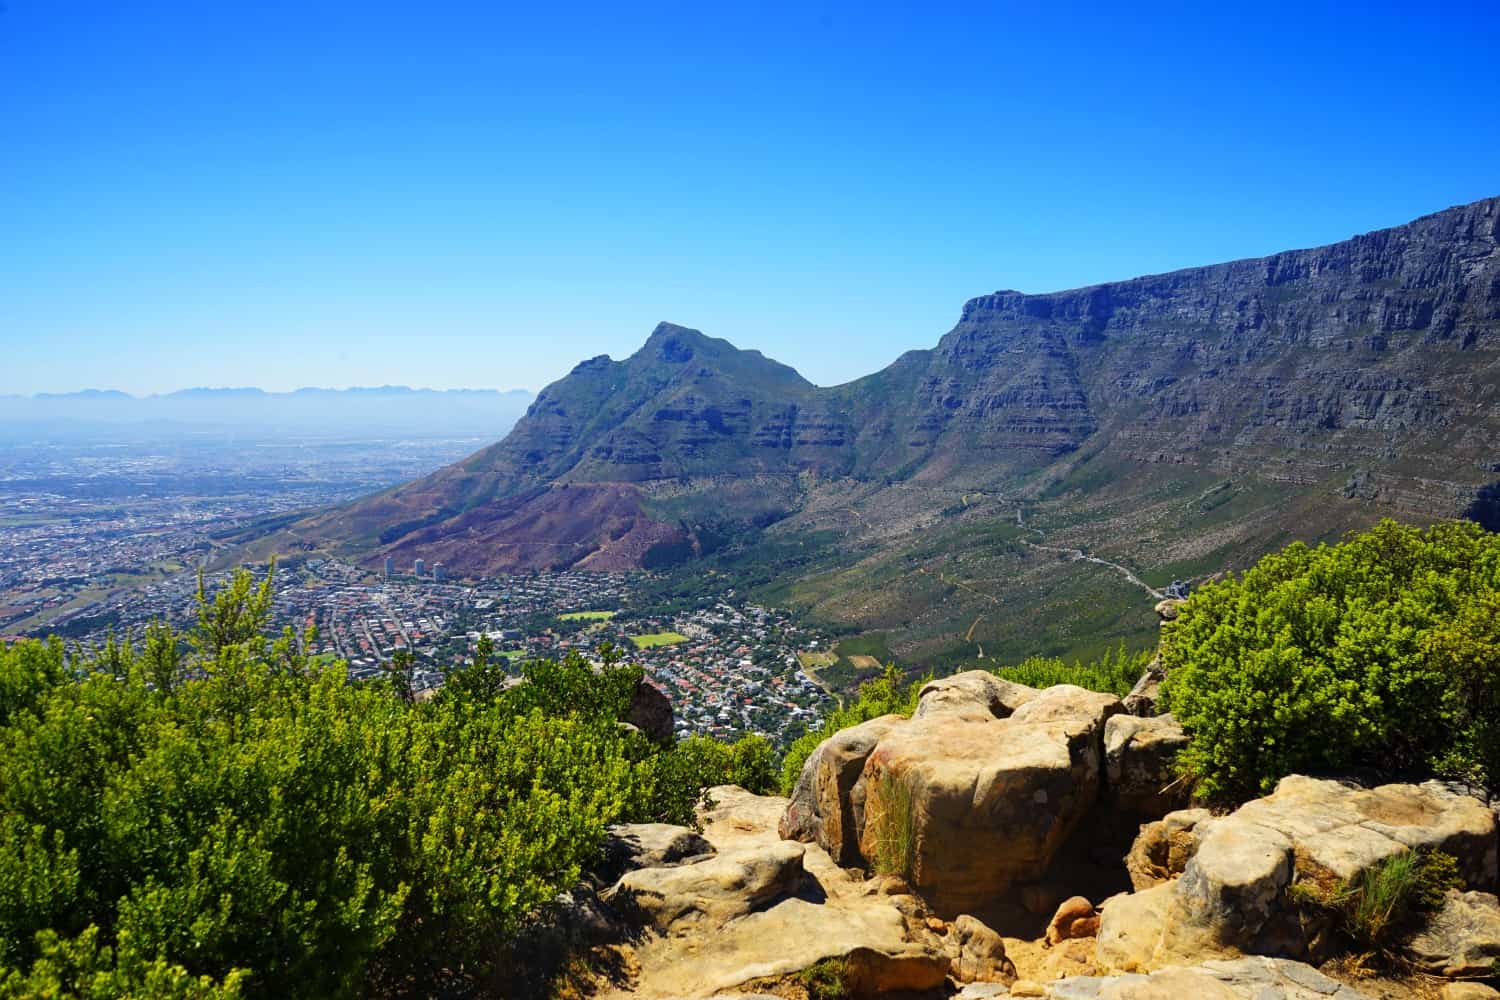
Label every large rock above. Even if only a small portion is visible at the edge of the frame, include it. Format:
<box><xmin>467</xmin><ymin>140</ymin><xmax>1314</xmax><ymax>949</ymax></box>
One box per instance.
<box><xmin>1405</xmin><ymin>889</ymin><xmax>1500</xmax><ymax>979</ymax></box>
<box><xmin>857</xmin><ymin>684</ymin><xmax>1122</xmax><ymax>913</ymax></box>
<box><xmin>1095</xmin><ymin>883</ymin><xmax>1178</xmax><ymax>973</ymax></box>
<box><xmin>604</xmin><ymin>840</ymin><xmax>807</xmax><ymax>934</ymax></box>
<box><xmin>949</xmin><ymin>914</ymin><xmax>1017</xmax><ymax>984</ymax></box>
<box><xmin>912</xmin><ymin>669</ymin><xmax>1038</xmax><ymax>721</ymax></box>
<box><xmin>602</xmin><ymin>786</ymin><xmax>954</xmax><ymax>999</ymax></box>
<box><xmin>627</xmin><ymin>677</ymin><xmax>674</xmax><ymax>742</ymax></box>
<box><xmin>1104</xmin><ymin>713</ymin><xmax>1189</xmax><ymax>815</ymax></box>
<box><xmin>1176</xmin><ymin>820</ymin><xmax>1294</xmax><ymax>946</ymax></box>
<box><xmin>598</xmin><ymin>823</ymin><xmax>713</xmax><ymax>883</ymax></box>
<box><xmin>1232</xmin><ymin>776</ymin><xmax>1498</xmax><ymax>887</ymax></box>
<box><xmin>1099</xmin><ymin>776</ymin><xmax>1500</xmax><ymax>973</ymax></box>
<box><xmin>779</xmin><ymin>714</ymin><xmax>903</xmax><ymax>864</ymax></box>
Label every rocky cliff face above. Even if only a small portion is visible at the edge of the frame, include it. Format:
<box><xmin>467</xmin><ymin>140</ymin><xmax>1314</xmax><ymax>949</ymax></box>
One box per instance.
<box><xmin>280</xmin><ymin>197</ymin><xmax>1500</xmax><ymax>637</ymax></box>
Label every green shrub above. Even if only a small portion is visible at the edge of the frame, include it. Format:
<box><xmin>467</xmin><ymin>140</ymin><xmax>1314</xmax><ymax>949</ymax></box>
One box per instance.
<box><xmin>779</xmin><ymin>665</ymin><xmax>925</xmax><ymax>793</ymax></box>
<box><xmin>796</xmin><ymin>956</ymin><xmax>850</xmax><ymax>1000</ymax></box>
<box><xmin>1289</xmin><ymin>849</ymin><xmax>1460</xmax><ymax>951</ymax></box>
<box><xmin>0</xmin><ymin>567</ymin><xmax>740</xmax><ymax>998</ymax></box>
<box><xmin>1161</xmin><ymin>519</ymin><xmax>1500</xmax><ymax>801</ymax></box>
<box><xmin>995</xmin><ymin>644</ymin><xmax>1151</xmax><ymax>696</ymax></box>
<box><xmin>630</xmin><ymin>733</ymin><xmax>779</xmax><ymax>827</ymax></box>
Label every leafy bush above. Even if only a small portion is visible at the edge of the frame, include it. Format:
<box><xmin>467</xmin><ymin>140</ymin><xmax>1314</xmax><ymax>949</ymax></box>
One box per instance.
<box><xmin>633</xmin><ymin>733</ymin><xmax>780</xmax><ymax>827</ymax></box>
<box><xmin>779</xmin><ymin>666</ymin><xmax>925</xmax><ymax>793</ymax></box>
<box><xmin>995</xmin><ymin>644</ymin><xmax>1151</xmax><ymax>696</ymax></box>
<box><xmin>1289</xmin><ymin>849</ymin><xmax>1460</xmax><ymax>952</ymax></box>
<box><xmin>0</xmin><ymin>567</ymin><xmax>738</xmax><ymax>998</ymax></box>
<box><xmin>1161</xmin><ymin>520</ymin><xmax>1500</xmax><ymax>801</ymax></box>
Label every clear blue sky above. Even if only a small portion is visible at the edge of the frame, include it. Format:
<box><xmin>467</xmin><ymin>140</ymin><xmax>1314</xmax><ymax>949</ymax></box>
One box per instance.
<box><xmin>2</xmin><ymin>1</ymin><xmax>1497</xmax><ymax>396</ymax></box>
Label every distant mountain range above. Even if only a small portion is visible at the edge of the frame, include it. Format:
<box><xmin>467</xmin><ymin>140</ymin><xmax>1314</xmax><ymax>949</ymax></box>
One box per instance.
<box><xmin>269</xmin><ymin>196</ymin><xmax>1500</xmax><ymax>666</ymax></box>
<box><xmin>0</xmin><ymin>386</ymin><xmax>536</xmax><ymax>441</ymax></box>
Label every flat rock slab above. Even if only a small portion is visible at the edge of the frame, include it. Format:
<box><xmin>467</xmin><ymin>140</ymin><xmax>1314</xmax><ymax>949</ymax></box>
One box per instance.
<box><xmin>601</xmin><ymin>786</ymin><xmax>952</xmax><ymax>1000</ymax></box>
<box><xmin>1045</xmin><ymin>956</ymin><xmax>1374</xmax><ymax>1000</ymax></box>
<box><xmin>605</xmin><ymin>840</ymin><xmax>808</xmax><ymax>934</ymax></box>
<box><xmin>1232</xmin><ymin>776</ymin><xmax>1498</xmax><ymax>886</ymax></box>
<box><xmin>1406</xmin><ymin>889</ymin><xmax>1500</xmax><ymax>978</ymax></box>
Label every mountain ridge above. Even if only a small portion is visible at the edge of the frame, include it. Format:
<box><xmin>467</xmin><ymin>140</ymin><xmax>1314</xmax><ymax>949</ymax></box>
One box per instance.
<box><xmin>276</xmin><ymin>195</ymin><xmax>1500</xmax><ymax>663</ymax></box>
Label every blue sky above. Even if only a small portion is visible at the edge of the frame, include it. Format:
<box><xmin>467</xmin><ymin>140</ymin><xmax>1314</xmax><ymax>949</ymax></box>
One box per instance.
<box><xmin>2</xmin><ymin>1</ymin><xmax>1497</xmax><ymax>395</ymax></box>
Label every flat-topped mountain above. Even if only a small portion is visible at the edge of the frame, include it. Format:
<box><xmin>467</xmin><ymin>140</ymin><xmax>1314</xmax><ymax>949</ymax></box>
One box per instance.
<box><xmin>279</xmin><ymin>196</ymin><xmax>1500</xmax><ymax>662</ymax></box>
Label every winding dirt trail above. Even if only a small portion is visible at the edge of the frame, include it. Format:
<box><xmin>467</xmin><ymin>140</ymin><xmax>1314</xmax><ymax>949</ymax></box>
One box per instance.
<box><xmin>1016</xmin><ymin>507</ymin><xmax>1164</xmax><ymax>601</ymax></box>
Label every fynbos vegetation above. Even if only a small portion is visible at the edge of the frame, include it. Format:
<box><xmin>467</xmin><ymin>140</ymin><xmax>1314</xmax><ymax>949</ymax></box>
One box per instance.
<box><xmin>1163</xmin><ymin>519</ymin><xmax>1500</xmax><ymax>801</ymax></box>
<box><xmin>0</xmin><ymin>568</ymin><xmax>746</xmax><ymax>998</ymax></box>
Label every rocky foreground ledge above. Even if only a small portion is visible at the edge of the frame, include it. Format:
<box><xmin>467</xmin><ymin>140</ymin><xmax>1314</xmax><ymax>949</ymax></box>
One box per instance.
<box><xmin>581</xmin><ymin>673</ymin><xmax>1500</xmax><ymax>999</ymax></box>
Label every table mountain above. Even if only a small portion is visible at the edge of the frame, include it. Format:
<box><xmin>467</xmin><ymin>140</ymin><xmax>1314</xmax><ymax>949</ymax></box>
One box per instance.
<box><xmin>276</xmin><ymin>195</ymin><xmax>1500</xmax><ymax>662</ymax></box>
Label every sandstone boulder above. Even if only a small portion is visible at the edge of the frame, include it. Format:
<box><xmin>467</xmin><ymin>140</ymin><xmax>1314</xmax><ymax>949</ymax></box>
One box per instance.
<box><xmin>604</xmin><ymin>840</ymin><xmax>807</xmax><ymax>934</ymax></box>
<box><xmin>1405</xmin><ymin>889</ymin><xmax>1500</xmax><ymax>979</ymax></box>
<box><xmin>1233</xmin><ymin>776</ymin><xmax>1498</xmax><ymax>887</ymax></box>
<box><xmin>912</xmin><ymin>669</ymin><xmax>1038</xmax><ymax>721</ymax></box>
<box><xmin>1104</xmin><ymin>713</ymin><xmax>1189</xmax><ymax>816</ymax></box>
<box><xmin>1176</xmin><ymin>819</ymin><xmax>1294</xmax><ymax>946</ymax></box>
<box><xmin>1095</xmin><ymin>883</ymin><xmax>1178</xmax><ymax>973</ymax></box>
<box><xmin>778</xmin><ymin>714</ymin><xmax>903</xmax><ymax>864</ymax></box>
<box><xmin>1046</xmin><ymin>896</ymin><xmax>1099</xmax><ymax>945</ymax></box>
<box><xmin>949</xmin><ymin>913</ymin><xmax>1017</xmax><ymax>984</ymax></box>
<box><xmin>598</xmin><ymin>822</ymin><xmax>713</xmax><ymax>883</ymax></box>
<box><xmin>1099</xmin><ymin>776</ymin><xmax>1500</xmax><ymax>973</ymax></box>
<box><xmin>627</xmin><ymin>677</ymin><xmax>674</xmax><ymax>742</ymax></box>
<box><xmin>1125</xmin><ymin>808</ymin><xmax>1213</xmax><ymax>891</ymax></box>
<box><xmin>858</xmin><ymin>684</ymin><xmax>1121</xmax><ymax>913</ymax></box>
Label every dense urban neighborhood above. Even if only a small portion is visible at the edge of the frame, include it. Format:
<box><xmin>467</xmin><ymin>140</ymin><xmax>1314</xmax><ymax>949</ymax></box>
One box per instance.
<box><xmin>10</xmin><ymin>550</ymin><xmax>839</xmax><ymax>747</ymax></box>
<box><xmin>0</xmin><ymin>436</ymin><xmax>845</xmax><ymax>748</ymax></box>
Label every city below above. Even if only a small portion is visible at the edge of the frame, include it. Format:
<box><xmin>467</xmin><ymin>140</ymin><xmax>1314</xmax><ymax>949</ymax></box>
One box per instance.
<box><xmin>0</xmin><ymin>434</ymin><xmax>839</xmax><ymax>748</ymax></box>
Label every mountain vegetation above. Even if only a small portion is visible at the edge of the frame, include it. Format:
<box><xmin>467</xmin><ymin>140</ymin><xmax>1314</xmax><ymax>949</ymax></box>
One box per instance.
<box><xmin>271</xmin><ymin>196</ymin><xmax>1500</xmax><ymax>667</ymax></box>
<box><xmin>0</xmin><ymin>570</ymin><xmax>762</xmax><ymax>999</ymax></box>
<box><xmin>1162</xmin><ymin>519</ymin><xmax>1500</xmax><ymax>801</ymax></box>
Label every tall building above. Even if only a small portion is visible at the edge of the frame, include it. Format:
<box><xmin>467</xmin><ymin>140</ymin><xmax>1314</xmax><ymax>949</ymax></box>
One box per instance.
<box><xmin>414</xmin><ymin>558</ymin><xmax>425</xmax><ymax>577</ymax></box>
<box><xmin>432</xmin><ymin>562</ymin><xmax>446</xmax><ymax>583</ymax></box>
<box><xmin>383</xmin><ymin>556</ymin><xmax>394</xmax><ymax>579</ymax></box>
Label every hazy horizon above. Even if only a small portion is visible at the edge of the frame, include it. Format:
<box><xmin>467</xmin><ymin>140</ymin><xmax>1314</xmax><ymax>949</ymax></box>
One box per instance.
<box><xmin>3</xmin><ymin>385</ymin><xmax>535</xmax><ymax>399</ymax></box>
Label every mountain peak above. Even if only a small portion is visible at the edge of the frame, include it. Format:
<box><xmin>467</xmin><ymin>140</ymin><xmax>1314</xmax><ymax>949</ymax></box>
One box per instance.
<box><xmin>639</xmin><ymin>322</ymin><xmax>718</xmax><ymax>364</ymax></box>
